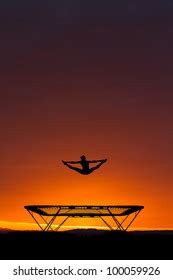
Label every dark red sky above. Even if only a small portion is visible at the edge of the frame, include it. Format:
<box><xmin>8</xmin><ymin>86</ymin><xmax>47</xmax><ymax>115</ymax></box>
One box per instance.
<box><xmin>0</xmin><ymin>1</ymin><xmax>173</xmax><ymax>229</ymax></box>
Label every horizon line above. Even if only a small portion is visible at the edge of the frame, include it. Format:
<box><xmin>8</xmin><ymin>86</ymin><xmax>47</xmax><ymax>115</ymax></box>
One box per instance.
<box><xmin>0</xmin><ymin>220</ymin><xmax>173</xmax><ymax>231</ymax></box>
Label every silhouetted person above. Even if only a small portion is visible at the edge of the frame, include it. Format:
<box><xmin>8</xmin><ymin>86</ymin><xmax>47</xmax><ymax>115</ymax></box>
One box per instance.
<box><xmin>62</xmin><ymin>155</ymin><xmax>107</xmax><ymax>175</ymax></box>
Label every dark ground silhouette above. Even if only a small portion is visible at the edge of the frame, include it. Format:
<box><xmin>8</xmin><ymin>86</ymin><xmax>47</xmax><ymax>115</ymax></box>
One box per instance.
<box><xmin>0</xmin><ymin>229</ymin><xmax>172</xmax><ymax>260</ymax></box>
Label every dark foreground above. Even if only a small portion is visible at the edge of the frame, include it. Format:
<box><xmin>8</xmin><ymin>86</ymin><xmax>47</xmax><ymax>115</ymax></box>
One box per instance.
<box><xmin>0</xmin><ymin>229</ymin><xmax>172</xmax><ymax>260</ymax></box>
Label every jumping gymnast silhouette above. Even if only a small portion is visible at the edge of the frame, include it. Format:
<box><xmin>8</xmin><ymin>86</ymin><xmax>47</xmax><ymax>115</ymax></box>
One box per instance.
<box><xmin>62</xmin><ymin>155</ymin><xmax>107</xmax><ymax>175</ymax></box>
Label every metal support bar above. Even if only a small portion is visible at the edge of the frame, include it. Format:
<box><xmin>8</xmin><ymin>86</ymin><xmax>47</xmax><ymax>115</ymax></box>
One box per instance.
<box><xmin>125</xmin><ymin>210</ymin><xmax>141</xmax><ymax>231</ymax></box>
<box><xmin>119</xmin><ymin>214</ymin><xmax>130</xmax><ymax>228</ymax></box>
<box><xmin>40</xmin><ymin>215</ymin><xmax>54</xmax><ymax>231</ymax></box>
<box><xmin>28</xmin><ymin>210</ymin><xmax>44</xmax><ymax>231</ymax></box>
<box><xmin>54</xmin><ymin>216</ymin><xmax>70</xmax><ymax>231</ymax></box>
<box><xmin>43</xmin><ymin>208</ymin><xmax>61</xmax><ymax>231</ymax></box>
<box><xmin>99</xmin><ymin>216</ymin><xmax>114</xmax><ymax>231</ymax></box>
<box><xmin>108</xmin><ymin>208</ymin><xmax>125</xmax><ymax>230</ymax></box>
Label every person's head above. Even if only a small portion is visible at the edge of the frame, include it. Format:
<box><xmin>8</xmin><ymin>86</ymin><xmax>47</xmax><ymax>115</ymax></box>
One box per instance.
<box><xmin>80</xmin><ymin>155</ymin><xmax>86</xmax><ymax>160</ymax></box>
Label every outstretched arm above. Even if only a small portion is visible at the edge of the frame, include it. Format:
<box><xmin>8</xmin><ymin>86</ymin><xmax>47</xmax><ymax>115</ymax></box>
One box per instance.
<box><xmin>88</xmin><ymin>159</ymin><xmax>107</xmax><ymax>163</ymax></box>
<box><xmin>62</xmin><ymin>160</ymin><xmax>80</xmax><ymax>165</ymax></box>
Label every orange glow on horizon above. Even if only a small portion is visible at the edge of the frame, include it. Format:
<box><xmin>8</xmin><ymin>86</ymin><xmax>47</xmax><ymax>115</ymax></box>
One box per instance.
<box><xmin>0</xmin><ymin>220</ymin><xmax>173</xmax><ymax>232</ymax></box>
<box><xmin>1</xmin><ymin>169</ymin><xmax>172</xmax><ymax>230</ymax></box>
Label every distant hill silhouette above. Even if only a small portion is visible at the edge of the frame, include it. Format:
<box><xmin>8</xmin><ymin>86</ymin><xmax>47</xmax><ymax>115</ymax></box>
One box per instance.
<box><xmin>0</xmin><ymin>227</ymin><xmax>14</xmax><ymax>233</ymax></box>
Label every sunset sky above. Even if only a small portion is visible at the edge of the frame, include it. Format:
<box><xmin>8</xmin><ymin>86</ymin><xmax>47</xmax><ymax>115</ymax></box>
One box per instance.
<box><xmin>0</xmin><ymin>1</ymin><xmax>173</xmax><ymax>230</ymax></box>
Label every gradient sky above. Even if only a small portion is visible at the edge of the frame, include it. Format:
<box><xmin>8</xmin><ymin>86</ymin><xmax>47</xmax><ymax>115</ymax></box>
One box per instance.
<box><xmin>0</xmin><ymin>1</ymin><xmax>173</xmax><ymax>229</ymax></box>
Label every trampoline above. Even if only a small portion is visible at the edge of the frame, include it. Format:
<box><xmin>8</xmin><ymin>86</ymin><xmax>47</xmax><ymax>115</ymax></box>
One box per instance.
<box><xmin>24</xmin><ymin>205</ymin><xmax>144</xmax><ymax>231</ymax></box>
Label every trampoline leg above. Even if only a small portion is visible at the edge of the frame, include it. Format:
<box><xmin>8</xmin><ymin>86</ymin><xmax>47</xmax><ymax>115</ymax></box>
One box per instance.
<box><xmin>54</xmin><ymin>216</ymin><xmax>70</xmax><ymax>231</ymax></box>
<box><xmin>28</xmin><ymin>210</ymin><xmax>44</xmax><ymax>231</ymax></box>
<box><xmin>43</xmin><ymin>208</ymin><xmax>61</xmax><ymax>231</ymax></box>
<box><xmin>41</xmin><ymin>215</ymin><xmax>54</xmax><ymax>231</ymax></box>
<box><xmin>112</xmin><ymin>216</ymin><xmax>125</xmax><ymax>230</ymax></box>
<box><xmin>125</xmin><ymin>210</ymin><xmax>141</xmax><ymax>231</ymax></box>
<box><xmin>44</xmin><ymin>215</ymin><xmax>58</xmax><ymax>231</ymax></box>
<box><xmin>99</xmin><ymin>216</ymin><xmax>114</xmax><ymax>231</ymax></box>
<box><xmin>108</xmin><ymin>209</ymin><xmax>125</xmax><ymax>231</ymax></box>
<box><xmin>117</xmin><ymin>219</ymin><xmax>125</xmax><ymax>230</ymax></box>
<box><xmin>119</xmin><ymin>214</ymin><xmax>129</xmax><ymax>228</ymax></box>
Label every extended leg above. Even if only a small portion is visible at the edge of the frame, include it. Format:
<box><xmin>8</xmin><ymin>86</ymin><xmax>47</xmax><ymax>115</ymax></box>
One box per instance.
<box><xmin>65</xmin><ymin>163</ymin><xmax>83</xmax><ymax>174</ymax></box>
<box><xmin>90</xmin><ymin>160</ymin><xmax>106</xmax><ymax>172</ymax></box>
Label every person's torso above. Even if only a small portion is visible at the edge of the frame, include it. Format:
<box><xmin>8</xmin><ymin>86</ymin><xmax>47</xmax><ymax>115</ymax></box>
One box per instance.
<box><xmin>81</xmin><ymin>160</ymin><xmax>89</xmax><ymax>170</ymax></box>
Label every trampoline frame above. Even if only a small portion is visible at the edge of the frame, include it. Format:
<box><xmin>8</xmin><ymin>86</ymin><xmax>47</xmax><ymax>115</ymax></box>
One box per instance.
<box><xmin>24</xmin><ymin>205</ymin><xmax>144</xmax><ymax>231</ymax></box>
